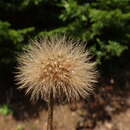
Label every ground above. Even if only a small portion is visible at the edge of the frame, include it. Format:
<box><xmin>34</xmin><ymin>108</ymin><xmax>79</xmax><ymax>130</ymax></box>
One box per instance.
<box><xmin>0</xmin><ymin>101</ymin><xmax>130</xmax><ymax>130</ymax></box>
<box><xmin>95</xmin><ymin>109</ymin><xmax>130</xmax><ymax>130</ymax></box>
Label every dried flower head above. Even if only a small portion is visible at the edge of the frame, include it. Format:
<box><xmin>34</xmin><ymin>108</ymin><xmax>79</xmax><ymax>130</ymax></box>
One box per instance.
<box><xmin>16</xmin><ymin>36</ymin><xmax>97</xmax><ymax>102</ymax></box>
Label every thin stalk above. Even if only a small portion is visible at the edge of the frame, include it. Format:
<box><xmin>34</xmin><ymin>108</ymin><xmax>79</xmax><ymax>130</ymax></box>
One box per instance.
<box><xmin>47</xmin><ymin>91</ymin><xmax>54</xmax><ymax>130</ymax></box>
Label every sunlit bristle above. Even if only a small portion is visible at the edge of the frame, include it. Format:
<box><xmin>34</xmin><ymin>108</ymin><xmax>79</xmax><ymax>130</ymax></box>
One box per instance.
<box><xmin>16</xmin><ymin>36</ymin><xmax>97</xmax><ymax>102</ymax></box>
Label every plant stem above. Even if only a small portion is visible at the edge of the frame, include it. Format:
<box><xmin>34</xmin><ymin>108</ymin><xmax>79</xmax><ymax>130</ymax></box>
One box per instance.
<box><xmin>47</xmin><ymin>91</ymin><xmax>54</xmax><ymax>130</ymax></box>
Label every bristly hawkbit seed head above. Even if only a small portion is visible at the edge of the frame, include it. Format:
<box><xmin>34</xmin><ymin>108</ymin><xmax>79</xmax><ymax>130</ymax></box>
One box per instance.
<box><xmin>16</xmin><ymin>36</ymin><xmax>97</xmax><ymax>102</ymax></box>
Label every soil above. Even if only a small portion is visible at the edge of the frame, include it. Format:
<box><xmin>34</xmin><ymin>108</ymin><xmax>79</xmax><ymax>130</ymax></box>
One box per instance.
<box><xmin>0</xmin><ymin>105</ymin><xmax>80</xmax><ymax>130</ymax></box>
<box><xmin>95</xmin><ymin>109</ymin><xmax>130</xmax><ymax>130</ymax></box>
<box><xmin>0</xmin><ymin>99</ymin><xmax>130</xmax><ymax>130</ymax></box>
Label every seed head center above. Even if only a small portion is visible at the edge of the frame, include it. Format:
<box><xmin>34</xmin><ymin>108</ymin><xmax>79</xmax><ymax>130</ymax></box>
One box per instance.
<box><xmin>41</xmin><ymin>58</ymin><xmax>71</xmax><ymax>81</ymax></box>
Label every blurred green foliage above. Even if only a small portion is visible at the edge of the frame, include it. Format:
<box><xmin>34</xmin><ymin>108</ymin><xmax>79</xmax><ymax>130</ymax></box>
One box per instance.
<box><xmin>0</xmin><ymin>0</ymin><xmax>130</xmax><ymax>67</ymax></box>
<box><xmin>16</xmin><ymin>125</ymin><xmax>25</xmax><ymax>130</ymax></box>
<box><xmin>0</xmin><ymin>21</ymin><xmax>34</xmax><ymax>64</ymax></box>
<box><xmin>0</xmin><ymin>104</ymin><xmax>13</xmax><ymax>116</ymax></box>
<box><xmin>42</xmin><ymin>0</ymin><xmax>130</xmax><ymax>64</ymax></box>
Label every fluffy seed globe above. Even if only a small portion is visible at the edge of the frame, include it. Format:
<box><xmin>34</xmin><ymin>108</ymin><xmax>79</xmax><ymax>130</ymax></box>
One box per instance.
<box><xmin>16</xmin><ymin>36</ymin><xmax>97</xmax><ymax>102</ymax></box>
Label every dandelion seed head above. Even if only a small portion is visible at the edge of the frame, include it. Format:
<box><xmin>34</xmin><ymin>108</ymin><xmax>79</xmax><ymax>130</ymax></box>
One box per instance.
<box><xmin>16</xmin><ymin>36</ymin><xmax>97</xmax><ymax>102</ymax></box>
